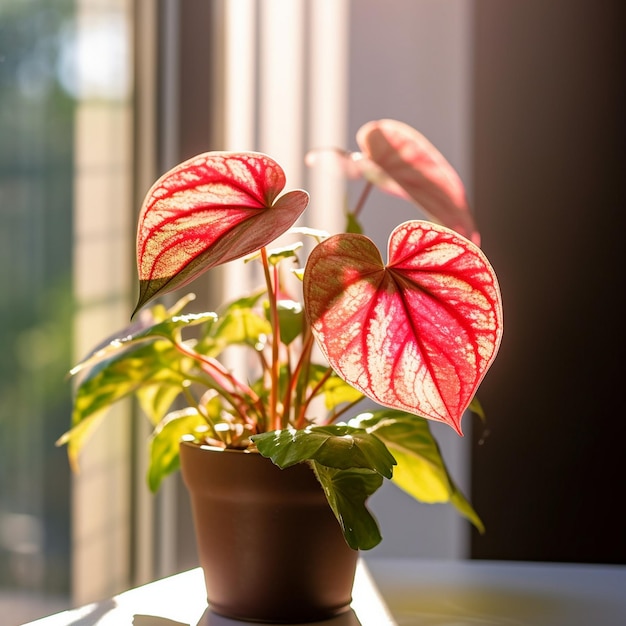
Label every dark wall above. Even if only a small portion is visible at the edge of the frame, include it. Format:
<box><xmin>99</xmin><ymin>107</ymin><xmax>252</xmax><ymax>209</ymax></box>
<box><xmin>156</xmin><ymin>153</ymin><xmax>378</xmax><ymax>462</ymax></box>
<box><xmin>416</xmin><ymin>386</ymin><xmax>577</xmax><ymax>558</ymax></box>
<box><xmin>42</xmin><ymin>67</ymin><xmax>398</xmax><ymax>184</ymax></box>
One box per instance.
<box><xmin>471</xmin><ymin>0</ymin><xmax>626</xmax><ymax>563</ymax></box>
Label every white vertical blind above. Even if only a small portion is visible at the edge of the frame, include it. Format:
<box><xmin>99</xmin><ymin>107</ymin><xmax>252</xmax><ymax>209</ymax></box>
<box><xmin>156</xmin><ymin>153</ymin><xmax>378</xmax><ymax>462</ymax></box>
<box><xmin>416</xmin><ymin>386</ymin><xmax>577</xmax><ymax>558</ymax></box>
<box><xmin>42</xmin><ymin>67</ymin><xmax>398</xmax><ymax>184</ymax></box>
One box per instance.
<box><xmin>220</xmin><ymin>0</ymin><xmax>259</xmax><ymax>311</ymax></box>
<box><xmin>307</xmin><ymin>0</ymin><xmax>349</xmax><ymax>236</ymax></box>
<box><xmin>221</xmin><ymin>0</ymin><xmax>349</xmax><ymax>215</ymax></box>
<box><xmin>258</xmin><ymin>0</ymin><xmax>306</xmax><ymax>186</ymax></box>
<box><xmin>223</xmin><ymin>0</ymin><xmax>258</xmax><ymax>151</ymax></box>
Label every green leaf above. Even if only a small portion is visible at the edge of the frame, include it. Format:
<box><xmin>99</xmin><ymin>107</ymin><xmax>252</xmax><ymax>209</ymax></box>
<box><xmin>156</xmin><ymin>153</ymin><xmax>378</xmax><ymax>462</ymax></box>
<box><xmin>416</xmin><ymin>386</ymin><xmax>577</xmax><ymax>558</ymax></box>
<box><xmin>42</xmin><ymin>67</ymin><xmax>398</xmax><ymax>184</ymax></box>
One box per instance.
<box><xmin>146</xmin><ymin>311</ymin><xmax>218</xmax><ymax>341</ymax></box>
<box><xmin>312</xmin><ymin>463</ymin><xmax>383</xmax><ymax>550</ymax></box>
<box><xmin>345</xmin><ymin>211</ymin><xmax>363</xmax><ymax>234</ymax></box>
<box><xmin>298</xmin><ymin>365</ymin><xmax>364</xmax><ymax>416</ymax></box>
<box><xmin>197</xmin><ymin>290</ymin><xmax>269</xmax><ymax>356</ymax></box>
<box><xmin>468</xmin><ymin>396</ymin><xmax>486</xmax><ymax>422</ymax></box>
<box><xmin>205</xmin><ymin>306</ymin><xmax>271</xmax><ymax>355</ymax></box>
<box><xmin>316</xmin><ymin>368</ymin><xmax>365</xmax><ymax>411</ymax></box>
<box><xmin>351</xmin><ymin>409</ymin><xmax>484</xmax><ymax>532</ymax></box>
<box><xmin>268</xmin><ymin>299</ymin><xmax>303</xmax><ymax>346</ymax></box>
<box><xmin>62</xmin><ymin>340</ymin><xmax>189</xmax><ymax>469</ymax></box>
<box><xmin>221</xmin><ymin>289</ymin><xmax>267</xmax><ymax>311</ymax></box>
<box><xmin>71</xmin><ymin>341</ymin><xmax>186</xmax><ymax>426</ymax></box>
<box><xmin>148</xmin><ymin>409</ymin><xmax>208</xmax><ymax>492</ymax></box>
<box><xmin>288</xmin><ymin>226</ymin><xmax>330</xmax><ymax>242</ymax></box>
<box><xmin>265</xmin><ymin>241</ymin><xmax>304</xmax><ymax>266</ymax></box>
<box><xmin>136</xmin><ymin>383</ymin><xmax>184</xmax><ymax>426</ymax></box>
<box><xmin>252</xmin><ymin>424</ymin><xmax>386</xmax><ymax>550</ymax></box>
<box><xmin>61</xmin><ymin>298</ymin><xmax>216</xmax><ymax>469</ymax></box>
<box><xmin>70</xmin><ymin>308</ymin><xmax>215</xmax><ymax>379</ymax></box>
<box><xmin>252</xmin><ymin>425</ymin><xmax>395</xmax><ymax>478</ymax></box>
<box><xmin>56</xmin><ymin>412</ymin><xmax>105</xmax><ymax>472</ymax></box>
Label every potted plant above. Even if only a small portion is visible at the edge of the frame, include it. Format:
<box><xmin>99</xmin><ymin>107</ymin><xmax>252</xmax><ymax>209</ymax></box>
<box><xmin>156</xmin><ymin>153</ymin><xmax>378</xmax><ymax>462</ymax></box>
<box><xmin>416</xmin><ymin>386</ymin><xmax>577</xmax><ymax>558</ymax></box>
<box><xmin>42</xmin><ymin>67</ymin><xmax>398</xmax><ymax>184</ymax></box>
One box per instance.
<box><xmin>60</xmin><ymin>119</ymin><xmax>503</xmax><ymax>623</ymax></box>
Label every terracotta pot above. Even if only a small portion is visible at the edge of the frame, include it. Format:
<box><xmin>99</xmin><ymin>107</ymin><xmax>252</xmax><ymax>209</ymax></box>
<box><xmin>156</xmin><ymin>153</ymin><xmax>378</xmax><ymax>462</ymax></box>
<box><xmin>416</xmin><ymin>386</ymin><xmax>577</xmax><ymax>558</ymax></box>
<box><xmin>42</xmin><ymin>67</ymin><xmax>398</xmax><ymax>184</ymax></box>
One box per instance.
<box><xmin>179</xmin><ymin>441</ymin><xmax>359</xmax><ymax>623</ymax></box>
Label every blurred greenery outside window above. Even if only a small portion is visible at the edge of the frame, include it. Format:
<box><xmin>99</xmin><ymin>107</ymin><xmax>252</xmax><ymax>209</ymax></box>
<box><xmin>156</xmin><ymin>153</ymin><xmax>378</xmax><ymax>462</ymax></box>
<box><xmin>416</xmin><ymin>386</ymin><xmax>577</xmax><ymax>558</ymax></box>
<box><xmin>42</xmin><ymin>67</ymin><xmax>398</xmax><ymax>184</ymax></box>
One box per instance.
<box><xmin>0</xmin><ymin>0</ymin><xmax>133</xmax><ymax>622</ymax></box>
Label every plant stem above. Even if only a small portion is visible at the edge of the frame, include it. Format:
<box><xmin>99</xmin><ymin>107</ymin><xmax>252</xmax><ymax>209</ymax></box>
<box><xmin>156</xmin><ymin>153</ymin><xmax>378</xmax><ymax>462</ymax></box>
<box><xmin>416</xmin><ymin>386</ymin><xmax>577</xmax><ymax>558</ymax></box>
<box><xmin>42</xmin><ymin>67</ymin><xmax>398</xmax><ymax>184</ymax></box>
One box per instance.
<box><xmin>291</xmin><ymin>327</ymin><xmax>315</xmax><ymax>427</ymax></box>
<box><xmin>173</xmin><ymin>340</ymin><xmax>264</xmax><ymax>427</ymax></box>
<box><xmin>352</xmin><ymin>181</ymin><xmax>373</xmax><ymax>219</ymax></box>
<box><xmin>326</xmin><ymin>396</ymin><xmax>366</xmax><ymax>425</ymax></box>
<box><xmin>281</xmin><ymin>346</ymin><xmax>293</xmax><ymax>425</ymax></box>
<box><xmin>260</xmin><ymin>247</ymin><xmax>281</xmax><ymax>430</ymax></box>
<box><xmin>180</xmin><ymin>384</ymin><xmax>225</xmax><ymax>444</ymax></box>
<box><xmin>297</xmin><ymin>367</ymin><xmax>333</xmax><ymax>428</ymax></box>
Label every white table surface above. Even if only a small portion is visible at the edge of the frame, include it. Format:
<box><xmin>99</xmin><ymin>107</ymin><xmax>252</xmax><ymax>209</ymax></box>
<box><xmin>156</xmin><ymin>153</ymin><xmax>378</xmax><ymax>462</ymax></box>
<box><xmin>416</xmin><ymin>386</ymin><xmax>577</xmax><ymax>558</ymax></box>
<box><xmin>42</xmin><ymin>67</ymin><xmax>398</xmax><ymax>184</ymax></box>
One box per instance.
<box><xmin>366</xmin><ymin>558</ymin><xmax>626</xmax><ymax>625</ymax></box>
<box><xmin>23</xmin><ymin>558</ymin><xmax>626</xmax><ymax>626</ymax></box>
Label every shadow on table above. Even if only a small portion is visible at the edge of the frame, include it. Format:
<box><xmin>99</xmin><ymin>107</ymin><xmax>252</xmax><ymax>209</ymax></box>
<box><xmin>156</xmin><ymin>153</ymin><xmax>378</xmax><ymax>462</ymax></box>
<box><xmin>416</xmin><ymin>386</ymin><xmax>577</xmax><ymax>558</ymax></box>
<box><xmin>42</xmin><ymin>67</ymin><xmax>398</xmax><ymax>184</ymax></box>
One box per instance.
<box><xmin>133</xmin><ymin>617</ymin><xmax>188</xmax><ymax>626</ymax></box>
<box><xmin>193</xmin><ymin>607</ymin><xmax>362</xmax><ymax>626</ymax></box>
<box><xmin>130</xmin><ymin>607</ymin><xmax>361</xmax><ymax>626</ymax></box>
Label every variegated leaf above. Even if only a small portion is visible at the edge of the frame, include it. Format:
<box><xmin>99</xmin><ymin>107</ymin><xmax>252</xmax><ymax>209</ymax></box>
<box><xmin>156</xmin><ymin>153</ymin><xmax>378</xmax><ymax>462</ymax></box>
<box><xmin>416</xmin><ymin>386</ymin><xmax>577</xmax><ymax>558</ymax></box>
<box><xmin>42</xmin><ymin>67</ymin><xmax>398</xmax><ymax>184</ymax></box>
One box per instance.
<box><xmin>303</xmin><ymin>220</ymin><xmax>502</xmax><ymax>434</ymax></box>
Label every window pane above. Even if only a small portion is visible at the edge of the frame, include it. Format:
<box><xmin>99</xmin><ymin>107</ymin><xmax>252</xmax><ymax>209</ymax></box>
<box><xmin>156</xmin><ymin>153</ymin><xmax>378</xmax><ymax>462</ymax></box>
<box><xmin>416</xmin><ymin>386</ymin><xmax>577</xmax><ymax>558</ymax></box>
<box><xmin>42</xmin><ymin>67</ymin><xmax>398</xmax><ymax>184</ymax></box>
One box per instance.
<box><xmin>70</xmin><ymin>0</ymin><xmax>134</xmax><ymax>605</ymax></box>
<box><xmin>0</xmin><ymin>0</ymin><xmax>74</xmax><ymax>622</ymax></box>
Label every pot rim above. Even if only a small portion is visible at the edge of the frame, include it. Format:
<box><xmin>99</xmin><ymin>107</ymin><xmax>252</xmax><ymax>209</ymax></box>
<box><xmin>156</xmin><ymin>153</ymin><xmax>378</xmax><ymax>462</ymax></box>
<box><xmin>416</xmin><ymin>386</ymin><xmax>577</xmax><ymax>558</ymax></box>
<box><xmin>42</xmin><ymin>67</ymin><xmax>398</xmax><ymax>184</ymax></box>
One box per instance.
<box><xmin>180</xmin><ymin>438</ymin><xmax>259</xmax><ymax>455</ymax></box>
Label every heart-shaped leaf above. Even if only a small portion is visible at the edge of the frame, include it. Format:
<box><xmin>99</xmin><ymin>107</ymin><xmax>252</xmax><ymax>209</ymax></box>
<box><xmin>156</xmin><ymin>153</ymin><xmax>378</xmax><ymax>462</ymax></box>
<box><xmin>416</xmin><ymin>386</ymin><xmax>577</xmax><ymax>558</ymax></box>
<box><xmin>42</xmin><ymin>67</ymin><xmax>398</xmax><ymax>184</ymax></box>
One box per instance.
<box><xmin>252</xmin><ymin>425</ymin><xmax>396</xmax><ymax>478</ymax></box>
<box><xmin>305</xmin><ymin>120</ymin><xmax>479</xmax><ymax>244</ymax></box>
<box><xmin>357</xmin><ymin>119</ymin><xmax>480</xmax><ymax>245</ymax></box>
<box><xmin>135</xmin><ymin>151</ymin><xmax>309</xmax><ymax>314</ymax></box>
<box><xmin>252</xmin><ymin>425</ymin><xmax>392</xmax><ymax>550</ymax></box>
<box><xmin>303</xmin><ymin>220</ymin><xmax>503</xmax><ymax>435</ymax></box>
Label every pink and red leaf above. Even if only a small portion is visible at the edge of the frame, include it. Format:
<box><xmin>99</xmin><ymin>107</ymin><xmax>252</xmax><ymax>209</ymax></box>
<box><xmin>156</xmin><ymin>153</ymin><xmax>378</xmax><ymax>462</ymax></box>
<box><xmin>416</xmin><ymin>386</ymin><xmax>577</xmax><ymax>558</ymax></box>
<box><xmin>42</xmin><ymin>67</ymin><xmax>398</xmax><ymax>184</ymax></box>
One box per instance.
<box><xmin>303</xmin><ymin>221</ymin><xmax>502</xmax><ymax>434</ymax></box>
<box><xmin>306</xmin><ymin>119</ymin><xmax>480</xmax><ymax>245</ymax></box>
<box><xmin>135</xmin><ymin>152</ymin><xmax>308</xmax><ymax>314</ymax></box>
<box><xmin>357</xmin><ymin>119</ymin><xmax>480</xmax><ymax>245</ymax></box>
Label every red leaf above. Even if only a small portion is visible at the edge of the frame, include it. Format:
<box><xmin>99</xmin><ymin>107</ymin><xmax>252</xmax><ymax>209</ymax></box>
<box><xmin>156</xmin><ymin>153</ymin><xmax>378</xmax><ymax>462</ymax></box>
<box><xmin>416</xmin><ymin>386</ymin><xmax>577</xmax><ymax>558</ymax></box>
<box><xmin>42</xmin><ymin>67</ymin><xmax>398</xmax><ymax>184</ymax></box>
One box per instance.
<box><xmin>135</xmin><ymin>152</ymin><xmax>308</xmax><ymax>314</ymax></box>
<box><xmin>357</xmin><ymin>119</ymin><xmax>480</xmax><ymax>246</ymax></box>
<box><xmin>303</xmin><ymin>221</ymin><xmax>502</xmax><ymax>434</ymax></box>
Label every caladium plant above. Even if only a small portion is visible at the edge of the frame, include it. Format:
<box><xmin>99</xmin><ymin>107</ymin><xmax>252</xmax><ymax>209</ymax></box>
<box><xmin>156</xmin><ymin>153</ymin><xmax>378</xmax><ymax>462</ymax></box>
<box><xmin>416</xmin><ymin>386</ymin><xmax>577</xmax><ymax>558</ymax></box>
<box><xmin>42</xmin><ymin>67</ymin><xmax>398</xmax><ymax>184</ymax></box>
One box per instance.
<box><xmin>61</xmin><ymin>119</ymin><xmax>503</xmax><ymax>550</ymax></box>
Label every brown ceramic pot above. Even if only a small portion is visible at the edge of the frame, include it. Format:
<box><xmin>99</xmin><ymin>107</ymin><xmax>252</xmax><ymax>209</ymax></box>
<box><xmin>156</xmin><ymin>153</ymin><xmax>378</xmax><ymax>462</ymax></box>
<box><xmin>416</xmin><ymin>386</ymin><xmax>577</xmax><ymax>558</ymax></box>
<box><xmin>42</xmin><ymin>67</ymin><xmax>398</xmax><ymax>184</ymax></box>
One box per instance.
<box><xmin>179</xmin><ymin>441</ymin><xmax>359</xmax><ymax>623</ymax></box>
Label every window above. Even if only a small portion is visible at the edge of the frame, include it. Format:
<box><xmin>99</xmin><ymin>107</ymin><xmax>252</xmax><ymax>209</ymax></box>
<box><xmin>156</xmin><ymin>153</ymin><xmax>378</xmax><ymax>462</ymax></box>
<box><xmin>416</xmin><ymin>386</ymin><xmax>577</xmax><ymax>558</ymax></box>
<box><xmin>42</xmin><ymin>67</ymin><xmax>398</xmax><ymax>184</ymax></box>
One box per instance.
<box><xmin>1</xmin><ymin>2</ymin><xmax>476</xmax><ymax>621</ymax></box>
<box><xmin>70</xmin><ymin>0</ymin><xmax>134</xmax><ymax>606</ymax></box>
<box><xmin>0</xmin><ymin>0</ymin><xmax>134</xmax><ymax>621</ymax></box>
<box><xmin>0</xmin><ymin>1</ymin><xmax>75</xmax><ymax>621</ymax></box>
